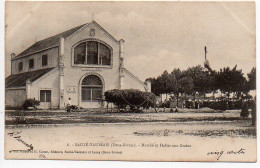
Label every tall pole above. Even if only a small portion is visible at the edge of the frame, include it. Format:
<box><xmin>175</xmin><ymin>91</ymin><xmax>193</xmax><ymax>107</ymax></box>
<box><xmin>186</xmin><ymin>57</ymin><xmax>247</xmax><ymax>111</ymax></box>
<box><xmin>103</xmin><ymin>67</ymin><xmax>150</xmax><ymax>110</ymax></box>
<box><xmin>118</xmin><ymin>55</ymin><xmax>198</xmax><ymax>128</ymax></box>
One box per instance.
<box><xmin>204</xmin><ymin>46</ymin><xmax>207</xmax><ymax>60</ymax></box>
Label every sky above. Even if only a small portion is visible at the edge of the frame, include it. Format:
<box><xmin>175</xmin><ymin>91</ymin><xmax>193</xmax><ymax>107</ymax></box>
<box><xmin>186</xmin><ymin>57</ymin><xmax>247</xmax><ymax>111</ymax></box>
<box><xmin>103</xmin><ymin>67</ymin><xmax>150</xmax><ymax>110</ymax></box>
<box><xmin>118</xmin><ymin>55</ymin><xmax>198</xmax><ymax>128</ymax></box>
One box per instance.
<box><xmin>5</xmin><ymin>1</ymin><xmax>256</xmax><ymax>81</ymax></box>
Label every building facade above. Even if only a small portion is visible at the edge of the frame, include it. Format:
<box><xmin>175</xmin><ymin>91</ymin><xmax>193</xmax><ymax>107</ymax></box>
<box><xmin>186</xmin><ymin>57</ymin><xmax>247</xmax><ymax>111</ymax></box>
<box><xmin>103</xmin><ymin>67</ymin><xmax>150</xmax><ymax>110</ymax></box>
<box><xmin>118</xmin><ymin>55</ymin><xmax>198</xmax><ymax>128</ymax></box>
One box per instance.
<box><xmin>6</xmin><ymin>21</ymin><xmax>151</xmax><ymax>109</ymax></box>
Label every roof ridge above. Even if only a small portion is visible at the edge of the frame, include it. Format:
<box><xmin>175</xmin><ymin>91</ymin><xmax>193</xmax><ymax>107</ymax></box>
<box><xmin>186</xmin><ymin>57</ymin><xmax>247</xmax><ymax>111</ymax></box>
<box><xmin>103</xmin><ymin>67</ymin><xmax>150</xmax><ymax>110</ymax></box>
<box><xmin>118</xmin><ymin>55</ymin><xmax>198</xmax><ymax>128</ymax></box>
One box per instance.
<box><xmin>36</xmin><ymin>23</ymin><xmax>87</xmax><ymax>44</ymax></box>
<box><xmin>15</xmin><ymin>23</ymin><xmax>88</xmax><ymax>58</ymax></box>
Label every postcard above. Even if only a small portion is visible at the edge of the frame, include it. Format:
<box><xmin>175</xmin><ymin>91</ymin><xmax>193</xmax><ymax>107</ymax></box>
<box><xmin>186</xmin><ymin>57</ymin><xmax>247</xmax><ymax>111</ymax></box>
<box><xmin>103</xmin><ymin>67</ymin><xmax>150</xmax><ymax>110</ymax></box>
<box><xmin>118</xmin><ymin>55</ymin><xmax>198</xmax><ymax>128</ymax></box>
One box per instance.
<box><xmin>4</xmin><ymin>1</ymin><xmax>256</xmax><ymax>162</ymax></box>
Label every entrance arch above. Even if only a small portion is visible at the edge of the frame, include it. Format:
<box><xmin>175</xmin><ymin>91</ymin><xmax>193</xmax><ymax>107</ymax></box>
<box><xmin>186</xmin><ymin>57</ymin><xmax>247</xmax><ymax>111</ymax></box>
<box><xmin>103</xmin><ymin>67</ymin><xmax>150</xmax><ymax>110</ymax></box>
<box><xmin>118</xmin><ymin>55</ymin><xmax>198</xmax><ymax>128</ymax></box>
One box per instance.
<box><xmin>79</xmin><ymin>74</ymin><xmax>104</xmax><ymax>108</ymax></box>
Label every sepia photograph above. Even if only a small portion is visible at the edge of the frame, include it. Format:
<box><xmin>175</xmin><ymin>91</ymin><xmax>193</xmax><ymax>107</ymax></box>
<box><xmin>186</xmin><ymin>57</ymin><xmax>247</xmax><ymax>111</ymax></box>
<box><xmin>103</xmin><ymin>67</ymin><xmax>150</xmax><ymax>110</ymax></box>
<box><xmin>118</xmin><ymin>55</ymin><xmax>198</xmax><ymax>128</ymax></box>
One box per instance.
<box><xmin>3</xmin><ymin>1</ymin><xmax>257</xmax><ymax>162</ymax></box>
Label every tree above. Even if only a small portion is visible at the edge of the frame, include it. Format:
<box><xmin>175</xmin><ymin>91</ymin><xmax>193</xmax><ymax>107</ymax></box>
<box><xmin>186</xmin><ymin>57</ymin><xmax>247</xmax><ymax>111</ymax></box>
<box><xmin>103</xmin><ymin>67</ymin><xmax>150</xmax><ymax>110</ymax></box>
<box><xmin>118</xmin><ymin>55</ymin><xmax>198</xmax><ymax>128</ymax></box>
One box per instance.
<box><xmin>146</xmin><ymin>77</ymin><xmax>161</xmax><ymax>96</ymax></box>
<box><xmin>247</xmin><ymin>67</ymin><xmax>256</xmax><ymax>91</ymax></box>
<box><xmin>160</xmin><ymin>70</ymin><xmax>172</xmax><ymax>94</ymax></box>
<box><xmin>167</xmin><ymin>68</ymin><xmax>182</xmax><ymax>107</ymax></box>
<box><xmin>186</xmin><ymin>65</ymin><xmax>211</xmax><ymax>100</ymax></box>
<box><xmin>146</xmin><ymin>71</ymin><xmax>172</xmax><ymax>100</ymax></box>
<box><xmin>179</xmin><ymin>70</ymin><xmax>194</xmax><ymax>100</ymax></box>
<box><xmin>216</xmin><ymin>65</ymin><xmax>247</xmax><ymax>100</ymax></box>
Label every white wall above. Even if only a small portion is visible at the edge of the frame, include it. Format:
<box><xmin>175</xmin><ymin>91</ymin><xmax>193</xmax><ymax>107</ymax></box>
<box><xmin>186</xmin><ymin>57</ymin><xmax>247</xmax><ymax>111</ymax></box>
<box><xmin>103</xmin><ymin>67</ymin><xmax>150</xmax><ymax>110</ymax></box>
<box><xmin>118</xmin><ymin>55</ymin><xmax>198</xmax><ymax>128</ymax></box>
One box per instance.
<box><xmin>30</xmin><ymin>68</ymin><xmax>60</xmax><ymax>109</ymax></box>
<box><xmin>11</xmin><ymin>47</ymin><xmax>59</xmax><ymax>74</ymax></box>
<box><xmin>122</xmin><ymin>69</ymin><xmax>147</xmax><ymax>91</ymax></box>
<box><xmin>62</xmin><ymin>22</ymin><xmax>121</xmax><ymax>107</ymax></box>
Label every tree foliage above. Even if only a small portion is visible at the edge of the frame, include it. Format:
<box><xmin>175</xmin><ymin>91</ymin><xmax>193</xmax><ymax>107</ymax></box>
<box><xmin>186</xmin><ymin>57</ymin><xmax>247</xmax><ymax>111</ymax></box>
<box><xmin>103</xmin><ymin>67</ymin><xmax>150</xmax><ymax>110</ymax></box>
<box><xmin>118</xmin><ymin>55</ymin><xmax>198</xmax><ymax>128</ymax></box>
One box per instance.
<box><xmin>186</xmin><ymin>65</ymin><xmax>213</xmax><ymax>95</ymax></box>
<box><xmin>215</xmin><ymin>65</ymin><xmax>247</xmax><ymax>98</ymax></box>
<box><xmin>146</xmin><ymin>64</ymin><xmax>250</xmax><ymax>101</ymax></box>
<box><xmin>247</xmin><ymin>67</ymin><xmax>256</xmax><ymax>91</ymax></box>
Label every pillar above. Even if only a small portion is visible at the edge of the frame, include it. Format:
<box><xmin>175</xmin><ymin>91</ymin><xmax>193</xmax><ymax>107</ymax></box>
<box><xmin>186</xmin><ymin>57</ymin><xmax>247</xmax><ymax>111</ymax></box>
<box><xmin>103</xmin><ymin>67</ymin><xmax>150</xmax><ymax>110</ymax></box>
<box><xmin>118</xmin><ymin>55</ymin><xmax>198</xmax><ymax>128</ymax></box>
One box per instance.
<box><xmin>119</xmin><ymin>39</ymin><xmax>125</xmax><ymax>89</ymax></box>
<box><xmin>59</xmin><ymin>37</ymin><xmax>65</xmax><ymax>109</ymax></box>
<box><xmin>26</xmin><ymin>80</ymin><xmax>32</xmax><ymax>99</ymax></box>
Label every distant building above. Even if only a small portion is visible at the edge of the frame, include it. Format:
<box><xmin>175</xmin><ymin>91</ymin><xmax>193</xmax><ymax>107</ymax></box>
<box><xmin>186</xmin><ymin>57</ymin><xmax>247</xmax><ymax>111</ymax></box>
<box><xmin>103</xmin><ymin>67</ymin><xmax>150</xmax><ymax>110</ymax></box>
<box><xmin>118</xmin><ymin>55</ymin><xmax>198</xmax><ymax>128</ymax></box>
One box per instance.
<box><xmin>6</xmin><ymin>21</ymin><xmax>151</xmax><ymax>109</ymax></box>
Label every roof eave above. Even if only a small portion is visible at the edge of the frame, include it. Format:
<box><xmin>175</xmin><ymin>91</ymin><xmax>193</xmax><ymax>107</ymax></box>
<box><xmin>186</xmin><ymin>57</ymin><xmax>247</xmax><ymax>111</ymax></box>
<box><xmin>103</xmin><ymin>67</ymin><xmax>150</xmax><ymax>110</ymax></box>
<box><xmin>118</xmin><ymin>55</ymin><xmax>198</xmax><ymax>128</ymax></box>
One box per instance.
<box><xmin>12</xmin><ymin>45</ymin><xmax>59</xmax><ymax>60</ymax></box>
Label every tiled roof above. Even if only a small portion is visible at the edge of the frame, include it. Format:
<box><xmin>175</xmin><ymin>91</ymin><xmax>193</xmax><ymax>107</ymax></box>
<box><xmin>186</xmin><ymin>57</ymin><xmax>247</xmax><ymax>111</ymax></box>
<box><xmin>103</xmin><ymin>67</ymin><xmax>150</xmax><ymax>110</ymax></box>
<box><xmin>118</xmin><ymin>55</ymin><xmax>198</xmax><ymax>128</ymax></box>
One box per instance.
<box><xmin>5</xmin><ymin>68</ymin><xmax>55</xmax><ymax>88</ymax></box>
<box><xmin>15</xmin><ymin>23</ymin><xmax>87</xmax><ymax>58</ymax></box>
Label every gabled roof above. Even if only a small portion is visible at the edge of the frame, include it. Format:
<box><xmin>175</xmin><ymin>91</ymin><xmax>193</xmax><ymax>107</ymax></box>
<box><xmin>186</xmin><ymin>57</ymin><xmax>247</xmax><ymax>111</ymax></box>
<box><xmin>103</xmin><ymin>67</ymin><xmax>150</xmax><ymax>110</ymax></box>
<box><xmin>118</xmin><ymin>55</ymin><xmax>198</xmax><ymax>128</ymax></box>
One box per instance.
<box><xmin>14</xmin><ymin>21</ymin><xmax>120</xmax><ymax>59</ymax></box>
<box><xmin>5</xmin><ymin>68</ymin><xmax>55</xmax><ymax>88</ymax></box>
<box><xmin>15</xmin><ymin>23</ymin><xmax>87</xmax><ymax>58</ymax></box>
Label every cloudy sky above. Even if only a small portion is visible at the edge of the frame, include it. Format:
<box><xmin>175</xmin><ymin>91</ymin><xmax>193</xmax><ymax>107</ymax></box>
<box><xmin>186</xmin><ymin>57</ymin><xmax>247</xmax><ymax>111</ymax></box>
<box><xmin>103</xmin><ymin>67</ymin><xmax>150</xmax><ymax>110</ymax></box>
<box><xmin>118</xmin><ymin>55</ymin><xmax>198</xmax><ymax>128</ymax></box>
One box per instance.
<box><xmin>5</xmin><ymin>1</ymin><xmax>255</xmax><ymax>80</ymax></box>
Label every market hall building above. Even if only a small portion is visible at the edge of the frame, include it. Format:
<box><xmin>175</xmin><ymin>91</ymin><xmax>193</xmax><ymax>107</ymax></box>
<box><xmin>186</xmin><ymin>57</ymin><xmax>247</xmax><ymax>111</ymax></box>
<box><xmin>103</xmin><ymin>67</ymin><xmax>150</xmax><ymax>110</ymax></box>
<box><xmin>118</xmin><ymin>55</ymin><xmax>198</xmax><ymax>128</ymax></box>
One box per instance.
<box><xmin>6</xmin><ymin>21</ymin><xmax>151</xmax><ymax>109</ymax></box>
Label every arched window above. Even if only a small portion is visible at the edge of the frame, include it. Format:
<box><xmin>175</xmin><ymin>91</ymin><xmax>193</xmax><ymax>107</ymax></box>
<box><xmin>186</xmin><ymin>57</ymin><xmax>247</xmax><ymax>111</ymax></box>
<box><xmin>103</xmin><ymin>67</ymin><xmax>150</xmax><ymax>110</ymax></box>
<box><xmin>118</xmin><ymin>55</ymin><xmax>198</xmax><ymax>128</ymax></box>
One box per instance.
<box><xmin>81</xmin><ymin>75</ymin><xmax>103</xmax><ymax>101</ymax></box>
<box><xmin>74</xmin><ymin>41</ymin><xmax>111</xmax><ymax>66</ymax></box>
<box><xmin>42</xmin><ymin>55</ymin><xmax>48</xmax><ymax>66</ymax></box>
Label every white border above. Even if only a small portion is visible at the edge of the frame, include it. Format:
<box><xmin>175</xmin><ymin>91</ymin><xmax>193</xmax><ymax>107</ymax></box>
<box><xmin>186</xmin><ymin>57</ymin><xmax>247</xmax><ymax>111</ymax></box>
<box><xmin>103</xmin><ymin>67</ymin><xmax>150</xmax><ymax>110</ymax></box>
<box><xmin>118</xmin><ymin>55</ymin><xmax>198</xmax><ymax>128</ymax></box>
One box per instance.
<box><xmin>0</xmin><ymin>1</ymin><xmax>259</xmax><ymax>168</ymax></box>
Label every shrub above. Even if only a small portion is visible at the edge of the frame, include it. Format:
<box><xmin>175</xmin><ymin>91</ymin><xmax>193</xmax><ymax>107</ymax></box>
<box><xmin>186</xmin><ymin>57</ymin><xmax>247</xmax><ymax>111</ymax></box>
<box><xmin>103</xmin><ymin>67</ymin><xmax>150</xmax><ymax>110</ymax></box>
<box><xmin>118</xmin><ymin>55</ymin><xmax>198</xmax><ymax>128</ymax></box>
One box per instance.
<box><xmin>23</xmin><ymin>99</ymin><xmax>40</xmax><ymax>110</ymax></box>
<box><xmin>104</xmin><ymin>89</ymin><xmax>156</xmax><ymax>111</ymax></box>
<box><xmin>185</xmin><ymin>99</ymin><xmax>245</xmax><ymax>110</ymax></box>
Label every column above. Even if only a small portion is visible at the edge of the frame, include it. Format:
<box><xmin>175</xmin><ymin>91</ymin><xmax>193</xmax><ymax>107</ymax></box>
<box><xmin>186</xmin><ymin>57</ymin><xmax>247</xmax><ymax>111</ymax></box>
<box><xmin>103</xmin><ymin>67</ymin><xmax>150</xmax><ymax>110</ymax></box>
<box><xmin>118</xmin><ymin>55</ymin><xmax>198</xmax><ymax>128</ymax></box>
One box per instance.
<box><xmin>26</xmin><ymin>80</ymin><xmax>32</xmax><ymax>99</ymax></box>
<box><xmin>59</xmin><ymin>37</ymin><xmax>65</xmax><ymax>109</ymax></box>
<box><xmin>119</xmin><ymin>39</ymin><xmax>125</xmax><ymax>89</ymax></box>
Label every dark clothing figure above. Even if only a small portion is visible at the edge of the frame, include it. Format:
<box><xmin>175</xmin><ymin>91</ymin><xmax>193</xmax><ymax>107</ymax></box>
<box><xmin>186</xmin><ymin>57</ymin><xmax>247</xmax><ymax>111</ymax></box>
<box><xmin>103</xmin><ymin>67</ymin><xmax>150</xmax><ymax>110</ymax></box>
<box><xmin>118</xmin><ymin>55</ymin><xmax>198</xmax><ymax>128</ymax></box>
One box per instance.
<box><xmin>67</xmin><ymin>105</ymin><xmax>71</xmax><ymax>113</ymax></box>
<box><xmin>195</xmin><ymin>101</ymin><xmax>198</xmax><ymax>109</ymax></box>
<box><xmin>67</xmin><ymin>98</ymin><xmax>72</xmax><ymax>113</ymax></box>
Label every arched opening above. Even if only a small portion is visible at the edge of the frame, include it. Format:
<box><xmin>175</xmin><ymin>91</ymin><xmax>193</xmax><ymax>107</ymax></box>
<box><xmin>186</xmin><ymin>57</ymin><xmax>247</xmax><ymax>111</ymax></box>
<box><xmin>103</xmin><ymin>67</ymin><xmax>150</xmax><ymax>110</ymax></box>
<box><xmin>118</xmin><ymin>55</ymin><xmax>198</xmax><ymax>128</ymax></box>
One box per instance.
<box><xmin>74</xmin><ymin>40</ymin><xmax>112</xmax><ymax>66</ymax></box>
<box><xmin>81</xmin><ymin>75</ymin><xmax>103</xmax><ymax>103</ymax></box>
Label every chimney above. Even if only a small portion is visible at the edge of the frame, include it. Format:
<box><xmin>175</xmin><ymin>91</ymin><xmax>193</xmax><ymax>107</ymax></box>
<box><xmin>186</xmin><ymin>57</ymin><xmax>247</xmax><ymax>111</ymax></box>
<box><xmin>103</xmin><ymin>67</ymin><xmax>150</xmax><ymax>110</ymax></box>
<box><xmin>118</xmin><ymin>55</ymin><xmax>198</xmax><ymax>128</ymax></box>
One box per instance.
<box><xmin>11</xmin><ymin>53</ymin><xmax>16</xmax><ymax>60</ymax></box>
<box><xmin>145</xmin><ymin>80</ymin><xmax>152</xmax><ymax>92</ymax></box>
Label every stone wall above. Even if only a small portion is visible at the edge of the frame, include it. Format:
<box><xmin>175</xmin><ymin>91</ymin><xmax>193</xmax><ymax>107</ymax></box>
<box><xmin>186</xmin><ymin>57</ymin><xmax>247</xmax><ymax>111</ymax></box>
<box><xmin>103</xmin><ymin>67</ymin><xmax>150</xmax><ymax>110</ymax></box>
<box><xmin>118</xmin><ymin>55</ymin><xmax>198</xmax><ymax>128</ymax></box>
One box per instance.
<box><xmin>5</xmin><ymin>89</ymin><xmax>26</xmax><ymax>107</ymax></box>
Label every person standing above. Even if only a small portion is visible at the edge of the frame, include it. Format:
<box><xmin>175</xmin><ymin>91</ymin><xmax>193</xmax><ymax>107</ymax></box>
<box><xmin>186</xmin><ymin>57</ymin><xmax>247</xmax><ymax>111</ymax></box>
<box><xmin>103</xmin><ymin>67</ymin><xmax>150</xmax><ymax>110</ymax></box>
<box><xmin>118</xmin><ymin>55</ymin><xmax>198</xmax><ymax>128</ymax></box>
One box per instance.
<box><xmin>67</xmin><ymin>97</ymin><xmax>72</xmax><ymax>113</ymax></box>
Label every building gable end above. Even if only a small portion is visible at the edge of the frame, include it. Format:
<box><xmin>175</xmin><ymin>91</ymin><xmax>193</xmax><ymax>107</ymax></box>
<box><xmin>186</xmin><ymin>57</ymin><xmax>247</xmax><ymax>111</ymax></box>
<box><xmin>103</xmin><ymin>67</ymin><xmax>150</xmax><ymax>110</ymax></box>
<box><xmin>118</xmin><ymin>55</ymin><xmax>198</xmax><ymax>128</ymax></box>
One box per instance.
<box><xmin>66</xmin><ymin>21</ymin><xmax>119</xmax><ymax>43</ymax></box>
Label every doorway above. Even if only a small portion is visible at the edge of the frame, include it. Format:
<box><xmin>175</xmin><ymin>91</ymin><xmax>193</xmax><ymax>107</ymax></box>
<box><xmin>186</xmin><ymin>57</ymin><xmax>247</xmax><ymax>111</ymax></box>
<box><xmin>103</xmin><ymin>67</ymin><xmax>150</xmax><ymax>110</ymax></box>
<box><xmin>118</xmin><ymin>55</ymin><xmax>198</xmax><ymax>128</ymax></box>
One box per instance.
<box><xmin>39</xmin><ymin>90</ymin><xmax>51</xmax><ymax>109</ymax></box>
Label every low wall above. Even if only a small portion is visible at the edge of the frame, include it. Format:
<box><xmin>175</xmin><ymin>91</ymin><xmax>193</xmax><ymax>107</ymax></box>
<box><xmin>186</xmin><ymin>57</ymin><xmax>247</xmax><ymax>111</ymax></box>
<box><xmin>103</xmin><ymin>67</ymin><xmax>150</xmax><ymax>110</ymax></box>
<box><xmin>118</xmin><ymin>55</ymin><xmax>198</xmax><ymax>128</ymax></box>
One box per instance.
<box><xmin>5</xmin><ymin>89</ymin><xmax>26</xmax><ymax>108</ymax></box>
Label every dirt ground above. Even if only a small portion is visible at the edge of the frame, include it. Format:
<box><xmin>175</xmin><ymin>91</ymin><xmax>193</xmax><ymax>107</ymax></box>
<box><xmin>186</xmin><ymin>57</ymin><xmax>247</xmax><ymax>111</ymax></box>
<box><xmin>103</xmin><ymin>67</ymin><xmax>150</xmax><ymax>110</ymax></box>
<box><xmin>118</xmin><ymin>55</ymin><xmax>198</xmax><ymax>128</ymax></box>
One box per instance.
<box><xmin>5</xmin><ymin>108</ymin><xmax>256</xmax><ymax>138</ymax></box>
<box><xmin>4</xmin><ymin>108</ymin><xmax>256</xmax><ymax>161</ymax></box>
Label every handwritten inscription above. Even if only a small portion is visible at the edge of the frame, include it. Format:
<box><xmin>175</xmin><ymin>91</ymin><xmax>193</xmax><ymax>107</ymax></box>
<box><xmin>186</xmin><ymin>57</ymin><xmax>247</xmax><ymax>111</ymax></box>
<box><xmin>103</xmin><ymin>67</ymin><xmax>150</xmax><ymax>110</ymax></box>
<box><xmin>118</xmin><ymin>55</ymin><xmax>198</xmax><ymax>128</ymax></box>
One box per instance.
<box><xmin>8</xmin><ymin>131</ymin><xmax>33</xmax><ymax>153</ymax></box>
<box><xmin>207</xmin><ymin>148</ymin><xmax>245</xmax><ymax>160</ymax></box>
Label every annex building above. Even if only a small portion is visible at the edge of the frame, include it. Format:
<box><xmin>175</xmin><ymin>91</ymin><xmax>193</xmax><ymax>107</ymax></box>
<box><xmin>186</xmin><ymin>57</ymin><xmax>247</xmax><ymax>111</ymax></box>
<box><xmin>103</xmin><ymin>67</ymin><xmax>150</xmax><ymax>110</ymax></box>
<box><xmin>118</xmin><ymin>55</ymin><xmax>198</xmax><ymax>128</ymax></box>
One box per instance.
<box><xmin>6</xmin><ymin>20</ymin><xmax>151</xmax><ymax>109</ymax></box>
